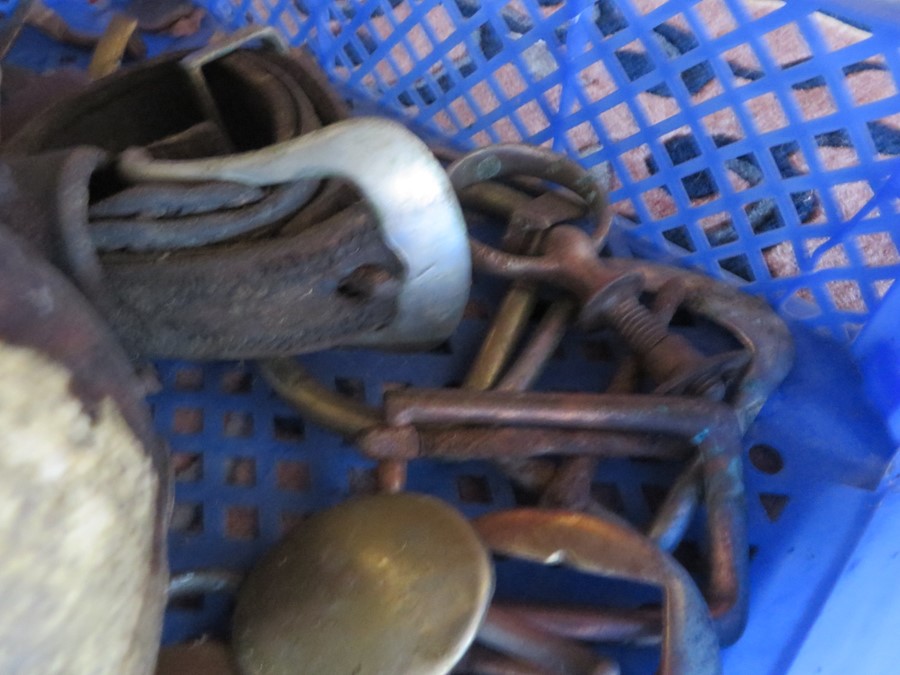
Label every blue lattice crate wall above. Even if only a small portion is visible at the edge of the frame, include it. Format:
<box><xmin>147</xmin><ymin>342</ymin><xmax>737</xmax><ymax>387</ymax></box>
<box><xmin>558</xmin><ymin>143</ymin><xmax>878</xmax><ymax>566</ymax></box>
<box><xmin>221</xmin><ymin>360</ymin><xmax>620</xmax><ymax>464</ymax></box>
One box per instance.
<box><xmin>5</xmin><ymin>1</ymin><xmax>900</xmax><ymax>674</ymax></box>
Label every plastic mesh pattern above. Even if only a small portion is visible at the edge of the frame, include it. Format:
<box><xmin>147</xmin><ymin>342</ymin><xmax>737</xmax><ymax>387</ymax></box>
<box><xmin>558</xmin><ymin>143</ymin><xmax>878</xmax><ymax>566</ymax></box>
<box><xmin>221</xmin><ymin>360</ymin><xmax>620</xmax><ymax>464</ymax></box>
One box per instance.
<box><xmin>211</xmin><ymin>0</ymin><xmax>900</xmax><ymax>342</ymax></box>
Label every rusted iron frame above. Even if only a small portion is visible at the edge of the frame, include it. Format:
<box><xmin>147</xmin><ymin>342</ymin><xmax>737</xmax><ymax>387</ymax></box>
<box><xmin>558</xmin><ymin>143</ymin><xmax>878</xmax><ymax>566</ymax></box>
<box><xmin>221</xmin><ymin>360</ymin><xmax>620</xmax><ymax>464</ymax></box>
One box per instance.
<box><xmin>384</xmin><ymin>389</ymin><xmax>747</xmax><ymax>644</ymax></box>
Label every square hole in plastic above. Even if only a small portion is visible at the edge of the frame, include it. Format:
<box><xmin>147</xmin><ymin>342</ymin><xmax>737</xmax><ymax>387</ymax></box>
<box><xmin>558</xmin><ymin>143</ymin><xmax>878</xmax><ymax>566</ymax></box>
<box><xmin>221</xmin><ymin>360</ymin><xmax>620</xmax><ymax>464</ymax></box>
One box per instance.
<box><xmin>492</xmin><ymin>62</ymin><xmax>528</xmax><ymax>99</ymax></box>
<box><xmin>174</xmin><ymin>367</ymin><xmax>204</xmax><ymax>391</ymax></box>
<box><xmin>662</xmin><ymin>225</ymin><xmax>696</xmax><ymax>252</ymax></box>
<box><xmin>469</xmin><ymin>79</ymin><xmax>500</xmax><ymax>115</ymax></box>
<box><xmin>718</xmin><ymin>253</ymin><xmax>755</xmax><ymax>281</ymax></box>
<box><xmin>843</xmin><ymin>57</ymin><xmax>897</xmax><ymax>107</ymax></box>
<box><xmin>867</xmin><ymin>115</ymin><xmax>900</xmax><ymax>159</ymax></box>
<box><xmin>173</xmin><ymin>452</ymin><xmax>202</xmax><ymax>483</ymax></box>
<box><xmin>745</xmin><ymin>92</ymin><xmax>789</xmax><ymax>133</ymax></box>
<box><xmin>763</xmin><ymin>22</ymin><xmax>813</xmax><ymax>67</ymax></box>
<box><xmin>722</xmin><ymin>43</ymin><xmax>764</xmax><ymax>85</ymax></box>
<box><xmin>172</xmin><ymin>503</ymin><xmax>203</xmax><ymax>535</ymax></box>
<box><xmin>599</xmin><ymin>101</ymin><xmax>639</xmax><ymax>141</ymax></box>
<box><xmin>226</xmin><ymin>457</ymin><xmax>257</xmax><ymax>487</ymax></box>
<box><xmin>221</xmin><ymin>370</ymin><xmax>252</xmax><ymax>394</ymax></box>
<box><xmin>226</xmin><ymin>506</ymin><xmax>259</xmax><ymax>540</ymax></box>
<box><xmin>223</xmin><ymin>411</ymin><xmax>253</xmax><ymax>438</ymax></box>
<box><xmin>277</xmin><ymin>461</ymin><xmax>311</xmax><ymax>492</ymax></box>
<box><xmin>173</xmin><ymin>408</ymin><xmax>203</xmax><ymax>435</ymax></box>
<box><xmin>693</xmin><ymin>0</ymin><xmax>738</xmax><ymax>36</ymax></box>
<box><xmin>273</xmin><ymin>415</ymin><xmax>305</xmax><ymax>442</ymax></box>
<box><xmin>791</xmin><ymin>82</ymin><xmax>838</xmax><ymax>121</ymax></box>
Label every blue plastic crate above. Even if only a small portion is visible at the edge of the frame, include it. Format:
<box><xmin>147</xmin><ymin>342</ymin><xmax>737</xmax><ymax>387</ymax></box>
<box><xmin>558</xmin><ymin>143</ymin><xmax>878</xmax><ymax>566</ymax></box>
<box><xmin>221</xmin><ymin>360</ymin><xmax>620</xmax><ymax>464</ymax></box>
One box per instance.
<box><xmin>5</xmin><ymin>1</ymin><xmax>900</xmax><ymax>673</ymax></box>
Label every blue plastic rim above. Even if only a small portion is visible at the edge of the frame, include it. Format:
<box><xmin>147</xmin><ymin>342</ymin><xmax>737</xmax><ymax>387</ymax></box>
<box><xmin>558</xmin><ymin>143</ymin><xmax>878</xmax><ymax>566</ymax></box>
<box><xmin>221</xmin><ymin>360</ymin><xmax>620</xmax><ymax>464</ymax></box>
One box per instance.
<box><xmin>5</xmin><ymin>2</ymin><xmax>900</xmax><ymax>673</ymax></box>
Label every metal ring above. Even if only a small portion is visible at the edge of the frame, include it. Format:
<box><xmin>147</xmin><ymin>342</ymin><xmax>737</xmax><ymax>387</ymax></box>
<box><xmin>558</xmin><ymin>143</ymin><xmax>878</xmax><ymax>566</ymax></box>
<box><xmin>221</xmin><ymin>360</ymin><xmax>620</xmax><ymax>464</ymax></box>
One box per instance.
<box><xmin>447</xmin><ymin>144</ymin><xmax>611</xmax><ymax>278</ymax></box>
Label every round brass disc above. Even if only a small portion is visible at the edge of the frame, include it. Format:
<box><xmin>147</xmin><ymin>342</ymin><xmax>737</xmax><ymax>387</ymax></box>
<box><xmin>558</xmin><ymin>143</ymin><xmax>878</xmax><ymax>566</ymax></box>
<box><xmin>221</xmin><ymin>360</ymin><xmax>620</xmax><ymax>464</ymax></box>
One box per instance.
<box><xmin>232</xmin><ymin>493</ymin><xmax>493</xmax><ymax>675</ymax></box>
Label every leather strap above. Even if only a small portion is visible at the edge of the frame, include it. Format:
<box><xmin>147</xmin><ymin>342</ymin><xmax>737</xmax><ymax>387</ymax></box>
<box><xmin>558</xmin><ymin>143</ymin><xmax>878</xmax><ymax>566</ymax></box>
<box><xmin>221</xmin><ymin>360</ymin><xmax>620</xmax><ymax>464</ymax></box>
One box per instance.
<box><xmin>2</xmin><ymin>44</ymin><xmax>415</xmax><ymax>359</ymax></box>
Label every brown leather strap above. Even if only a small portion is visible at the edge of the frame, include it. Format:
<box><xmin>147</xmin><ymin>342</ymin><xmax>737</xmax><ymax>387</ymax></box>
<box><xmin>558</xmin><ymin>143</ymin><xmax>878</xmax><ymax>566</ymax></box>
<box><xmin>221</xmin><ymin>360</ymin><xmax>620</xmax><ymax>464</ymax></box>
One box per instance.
<box><xmin>2</xmin><ymin>46</ymin><xmax>405</xmax><ymax>359</ymax></box>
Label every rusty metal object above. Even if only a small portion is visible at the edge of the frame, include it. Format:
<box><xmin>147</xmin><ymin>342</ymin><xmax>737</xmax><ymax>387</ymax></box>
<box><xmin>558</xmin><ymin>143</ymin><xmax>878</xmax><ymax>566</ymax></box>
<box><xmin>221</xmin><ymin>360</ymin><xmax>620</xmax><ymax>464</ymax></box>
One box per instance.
<box><xmin>495</xmin><ymin>604</ymin><xmax>662</xmax><ymax>646</ymax></box>
<box><xmin>448</xmin><ymin>148</ymin><xmax>763</xmax><ymax>530</ymax></box>
<box><xmin>474</xmin><ymin>224</ymin><xmax>742</xmax><ymax>399</ymax></box>
<box><xmin>474</xmin><ymin>510</ymin><xmax>721</xmax><ymax>675</ymax></box>
<box><xmin>375</xmin><ymin>457</ymin><xmax>408</xmax><ymax>494</ymax></box>
<box><xmin>360</xmin><ymin>425</ymin><xmax>689</xmax><ymax>462</ymax></box>
<box><xmin>460</xmin><ymin>158</ymin><xmax>598</xmax><ymax>392</ymax></box>
<box><xmin>454</xmin><ymin>645</ymin><xmax>548</xmax><ymax>675</ymax></box>
<box><xmin>465</xmin><ymin>283</ymin><xmax>540</xmax><ymax>392</ymax></box>
<box><xmin>454</xmin><ymin>149</ymin><xmax>605</xmax><ymax>493</ymax></box>
<box><xmin>385</xmin><ymin>388</ymin><xmax>747</xmax><ymax>643</ymax></box>
<box><xmin>447</xmin><ymin>144</ymin><xmax>610</xmax><ymax>245</ymax></box>
<box><xmin>155</xmin><ymin>641</ymin><xmax>237</xmax><ymax>675</ymax></box>
<box><xmin>498</xmin><ymin>298</ymin><xmax>576</xmax><ymax>392</ymax></box>
<box><xmin>599</xmin><ymin>258</ymin><xmax>794</xmax><ymax>432</ymax></box>
<box><xmin>254</xmin><ymin>142</ymin><xmax>794</xmax><ymax>654</ymax></box>
<box><xmin>464</xmin><ymin>177</ymin><xmax>790</xmax><ymax>552</ymax></box>
<box><xmin>450</xmin><ymin>154</ymin><xmax>741</xmax><ymax>400</ymax></box>
<box><xmin>0</xmin><ymin>223</ymin><xmax>168</xmax><ymax>674</ymax></box>
<box><xmin>648</xmin><ymin>456</ymin><xmax>705</xmax><ymax>553</ymax></box>
<box><xmin>232</xmin><ymin>493</ymin><xmax>493</xmax><ymax>675</ymax></box>
<box><xmin>540</xmin><ymin>351</ymin><xmax>639</xmax><ymax>511</ymax></box>
<box><xmin>257</xmin><ymin>358</ymin><xmax>409</xmax><ymax>489</ymax></box>
<box><xmin>458</xmin><ymin>182</ymin><xmax>794</xmax><ymax>430</ymax></box>
<box><xmin>478</xmin><ymin>605</ymin><xmax>619</xmax><ymax>675</ymax></box>
<box><xmin>448</xmin><ymin>150</ymin><xmax>675</xmax><ymax>392</ymax></box>
<box><xmin>542</xmin><ymin>281</ymin><xmax>692</xmax><ymax>518</ymax></box>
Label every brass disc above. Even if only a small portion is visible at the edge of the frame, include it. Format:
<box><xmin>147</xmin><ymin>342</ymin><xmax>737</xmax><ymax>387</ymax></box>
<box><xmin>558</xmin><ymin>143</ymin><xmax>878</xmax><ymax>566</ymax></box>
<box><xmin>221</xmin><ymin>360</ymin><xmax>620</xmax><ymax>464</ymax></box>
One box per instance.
<box><xmin>233</xmin><ymin>493</ymin><xmax>493</xmax><ymax>675</ymax></box>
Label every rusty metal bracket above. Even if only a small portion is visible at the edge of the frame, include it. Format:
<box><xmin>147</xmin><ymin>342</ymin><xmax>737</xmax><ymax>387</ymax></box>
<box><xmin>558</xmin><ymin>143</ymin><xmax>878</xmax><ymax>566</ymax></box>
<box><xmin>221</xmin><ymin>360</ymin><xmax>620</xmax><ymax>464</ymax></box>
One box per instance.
<box><xmin>474</xmin><ymin>509</ymin><xmax>722</xmax><ymax>675</ymax></box>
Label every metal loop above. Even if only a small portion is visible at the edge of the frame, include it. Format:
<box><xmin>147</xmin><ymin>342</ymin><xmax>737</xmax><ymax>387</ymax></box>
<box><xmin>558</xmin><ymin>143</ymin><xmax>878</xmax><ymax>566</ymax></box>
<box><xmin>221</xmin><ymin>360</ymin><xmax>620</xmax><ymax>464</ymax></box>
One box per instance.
<box><xmin>447</xmin><ymin>144</ymin><xmax>611</xmax><ymax>281</ymax></box>
<box><xmin>178</xmin><ymin>26</ymin><xmax>290</xmax><ymax>151</ymax></box>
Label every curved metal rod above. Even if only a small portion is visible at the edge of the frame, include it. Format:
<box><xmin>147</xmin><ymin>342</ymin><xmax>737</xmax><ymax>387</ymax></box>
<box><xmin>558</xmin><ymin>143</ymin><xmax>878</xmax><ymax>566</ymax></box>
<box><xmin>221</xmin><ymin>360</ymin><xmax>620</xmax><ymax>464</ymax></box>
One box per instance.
<box><xmin>647</xmin><ymin>455</ymin><xmax>704</xmax><ymax>553</ymax></box>
<box><xmin>477</xmin><ymin>605</ymin><xmax>619</xmax><ymax>675</ymax></box>
<box><xmin>258</xmin><ymin>358</ymin><xmax>382</xmax><ymax>436</ymax></box>
<box><xmin>474</xmin><ymin>510</ymin><xmax>722</xmax><ymax>675</ymax></box>
<box><xmin>453</xmin><ymin>645</ymin><xmax>549</xmax><ymax>675</ymax></box>
<box><xmin>495</xmin><ymin>603</ymin><xmax>662</xmax><ymax>646</ymax></box>
<box><xmin>118</xmin><ymin>117</ymin><xmax>471</xmax><ymax>348</ymax></box>
<box><xmin>447</xmin><ymin>144</ymin><xmax>609</xmax><ymax>238</ymax></box>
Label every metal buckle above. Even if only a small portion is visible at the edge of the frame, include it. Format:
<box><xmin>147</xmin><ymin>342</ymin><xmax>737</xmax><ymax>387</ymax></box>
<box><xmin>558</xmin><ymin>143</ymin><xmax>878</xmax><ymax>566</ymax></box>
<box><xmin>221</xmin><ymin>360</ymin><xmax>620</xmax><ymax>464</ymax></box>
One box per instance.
<box><xmin>178</xmin><ymin>26</ymin><xmax>289</xmax><ymax>147</ymax></box>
